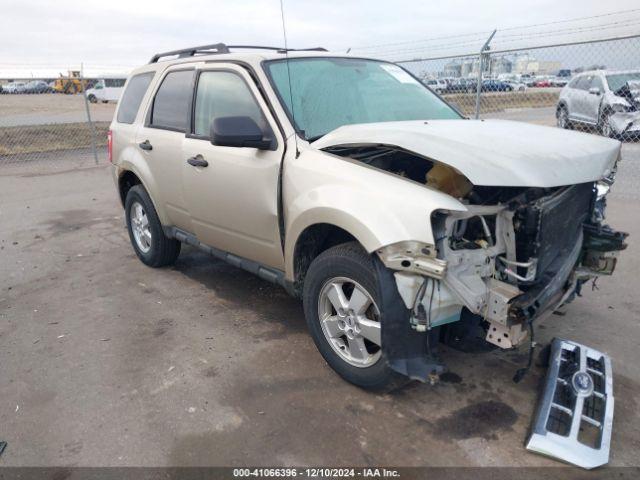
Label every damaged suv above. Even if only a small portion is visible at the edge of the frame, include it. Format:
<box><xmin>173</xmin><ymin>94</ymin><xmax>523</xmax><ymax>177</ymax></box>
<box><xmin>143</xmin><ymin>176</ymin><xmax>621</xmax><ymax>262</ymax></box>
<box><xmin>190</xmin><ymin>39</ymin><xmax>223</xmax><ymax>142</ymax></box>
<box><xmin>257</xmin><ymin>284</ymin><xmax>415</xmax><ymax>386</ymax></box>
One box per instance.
<box><xmin>557</xmin><ymin>69</ymin><xmax>640</xmax><ymax>138</ymax></box>
<box><xmin>110</xmin><ymin>45</ymin><xmax>627</xmax><ymax>396</ymax></box>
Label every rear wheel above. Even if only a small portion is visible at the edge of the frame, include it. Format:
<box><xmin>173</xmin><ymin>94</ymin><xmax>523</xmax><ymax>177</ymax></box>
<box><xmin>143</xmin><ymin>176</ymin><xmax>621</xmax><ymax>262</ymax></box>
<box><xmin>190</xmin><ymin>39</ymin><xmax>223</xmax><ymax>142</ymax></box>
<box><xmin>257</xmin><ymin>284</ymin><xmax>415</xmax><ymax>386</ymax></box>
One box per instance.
<box><xmin>125</xmin><ymin>185</ymin><xmax>180</xmax><ymax>267</ymax></box>
<box><xmin>87</xmin><ymin>94</ymin><xmax>97</xmax><ymax>103</ymax></box>
<box><xmin>302</xmin><ymin>242</ymin><xmax>403</xmax><ymax>390</ymax></box>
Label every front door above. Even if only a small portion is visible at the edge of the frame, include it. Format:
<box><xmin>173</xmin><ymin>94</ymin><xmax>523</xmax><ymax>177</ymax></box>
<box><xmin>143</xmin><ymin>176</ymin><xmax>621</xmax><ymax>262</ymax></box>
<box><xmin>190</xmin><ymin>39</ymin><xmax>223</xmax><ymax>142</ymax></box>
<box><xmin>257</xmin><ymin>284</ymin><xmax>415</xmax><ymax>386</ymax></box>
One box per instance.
<box><xmin>583</xmin><ymin>75</ymin><xmax>605</xmax><ymax>124</ymax></box>
<box><xmin>181</xmin><ymin>64</ymin><xmax>285</xmax><ymax>270</ymax></box>
<box><xmin>571</xmin><ymin>75</ymin><xmax>593</xmax><ymax>122</ymax></box>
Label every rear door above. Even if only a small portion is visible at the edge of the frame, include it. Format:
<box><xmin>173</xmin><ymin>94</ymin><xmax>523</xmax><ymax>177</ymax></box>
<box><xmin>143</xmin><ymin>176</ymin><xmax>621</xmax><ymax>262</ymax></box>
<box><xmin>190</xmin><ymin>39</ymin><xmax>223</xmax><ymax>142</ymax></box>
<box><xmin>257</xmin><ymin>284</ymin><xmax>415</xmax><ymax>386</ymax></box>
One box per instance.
<box><xmin>181</xmin><ymin>63</ymin><xmax>285</xmax><ymax>270</ymax></box>
<box><xmin>135</xmin><ymin>66</ymin><xmax>195</xmax><ymax>230</ymax></box>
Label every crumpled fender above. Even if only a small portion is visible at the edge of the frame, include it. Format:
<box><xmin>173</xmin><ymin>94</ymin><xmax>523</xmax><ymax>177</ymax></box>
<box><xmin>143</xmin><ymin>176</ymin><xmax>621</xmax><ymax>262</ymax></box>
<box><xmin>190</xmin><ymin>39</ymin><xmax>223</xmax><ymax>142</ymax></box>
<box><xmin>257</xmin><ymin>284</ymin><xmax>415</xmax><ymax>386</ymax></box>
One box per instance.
<box><xmin>608</xmin><ymin>111</ymin><xmax>640</xmax><ymax>134</ymax></box>
<box><xmin>283</xmin><ymin>148</ymin><xmax>466</xmax><ymax>281</ymax></box>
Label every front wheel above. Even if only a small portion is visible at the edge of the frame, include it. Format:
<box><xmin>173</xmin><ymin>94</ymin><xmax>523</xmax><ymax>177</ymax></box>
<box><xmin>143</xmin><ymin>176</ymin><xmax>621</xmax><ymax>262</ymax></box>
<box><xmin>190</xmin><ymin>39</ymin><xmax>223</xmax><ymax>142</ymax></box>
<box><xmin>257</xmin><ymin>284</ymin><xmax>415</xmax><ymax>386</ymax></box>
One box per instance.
<box><xmin>557</xmin><ymin>106</ymin><xmax>572</xmax><ymax>129</ymax></box>
<box><xmin>302</xmin><ymin>242</ymin><xmax>402</xmax><ymax>390</ymax></box>
<box><xmin>125</xmin><ymin>185</ymin><xmax>181</xmax><ymax>267</ymax></box>
<box><xmin>600</xmin><ymin>110</ymin><xmax>616</xmax><ymax>138</ymax></box>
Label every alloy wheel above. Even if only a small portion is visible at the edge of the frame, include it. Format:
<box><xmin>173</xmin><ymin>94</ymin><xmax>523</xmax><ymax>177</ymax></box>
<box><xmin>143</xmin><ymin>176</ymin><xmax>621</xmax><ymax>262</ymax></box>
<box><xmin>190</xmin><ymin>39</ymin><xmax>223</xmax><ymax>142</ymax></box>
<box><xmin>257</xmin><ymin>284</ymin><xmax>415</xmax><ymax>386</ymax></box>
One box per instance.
<box><xmin>131</xmin><ymin>201</ymin><xmax>152</xmax><ymax>253</ymax></box>
<box><xmin>317</xmin><ymin>277</ymin><xmax>382</xmax><ymax>368</ymax></box>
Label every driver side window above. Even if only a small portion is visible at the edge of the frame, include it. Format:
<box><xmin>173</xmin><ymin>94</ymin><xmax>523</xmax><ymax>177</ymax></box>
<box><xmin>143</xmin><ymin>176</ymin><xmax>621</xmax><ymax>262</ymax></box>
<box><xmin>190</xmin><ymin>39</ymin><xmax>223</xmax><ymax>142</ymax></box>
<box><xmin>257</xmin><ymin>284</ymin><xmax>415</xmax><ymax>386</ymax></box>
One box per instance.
<box><xmin>193</xmin><ymin>71</ymin><xmax>268</xmax><ymax>137</ymax></box>
<box><xmin>590</xmin><ymin>76</ymin><xmax>604</xmax><ymax>91</ymax></box>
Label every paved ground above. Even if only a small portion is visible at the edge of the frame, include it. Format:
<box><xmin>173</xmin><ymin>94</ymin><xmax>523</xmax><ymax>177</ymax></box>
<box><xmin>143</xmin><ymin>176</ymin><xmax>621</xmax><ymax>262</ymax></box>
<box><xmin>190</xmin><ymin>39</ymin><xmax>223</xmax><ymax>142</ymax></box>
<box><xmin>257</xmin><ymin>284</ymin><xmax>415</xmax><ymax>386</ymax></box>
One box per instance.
<box><xmin>0</xmin><ymin>113</ymin><xmax>639</xmax><ymax>468</ymax></box>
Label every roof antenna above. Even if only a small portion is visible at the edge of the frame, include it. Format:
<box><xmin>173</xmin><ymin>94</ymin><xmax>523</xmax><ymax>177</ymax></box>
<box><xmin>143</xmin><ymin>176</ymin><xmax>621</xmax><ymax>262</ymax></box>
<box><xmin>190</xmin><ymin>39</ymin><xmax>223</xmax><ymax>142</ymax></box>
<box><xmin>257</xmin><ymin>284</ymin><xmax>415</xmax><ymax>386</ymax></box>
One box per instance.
<box><xmin>279</xmin><ymin>0</ymin><xmax>299</xmax><ymax>157</ymax></box>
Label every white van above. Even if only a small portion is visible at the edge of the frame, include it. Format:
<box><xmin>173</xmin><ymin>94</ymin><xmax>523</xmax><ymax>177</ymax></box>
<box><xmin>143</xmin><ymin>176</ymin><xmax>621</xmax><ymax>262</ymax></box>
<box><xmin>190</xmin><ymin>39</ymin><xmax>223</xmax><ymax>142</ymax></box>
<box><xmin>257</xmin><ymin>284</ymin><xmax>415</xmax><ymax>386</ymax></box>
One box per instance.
<box><xmin>86</xmin><ymin>77</ymin><xmax>126</xmax><ymax>103</ymax></box>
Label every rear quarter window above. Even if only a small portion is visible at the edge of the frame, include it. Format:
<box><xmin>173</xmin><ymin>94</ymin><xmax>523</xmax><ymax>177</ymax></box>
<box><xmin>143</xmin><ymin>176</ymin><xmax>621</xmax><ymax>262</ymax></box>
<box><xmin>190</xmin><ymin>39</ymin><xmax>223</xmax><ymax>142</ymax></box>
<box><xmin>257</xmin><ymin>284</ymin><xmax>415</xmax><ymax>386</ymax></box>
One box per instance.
<box><xmin>117</xmin><ymin>72</ymin><xmax>154</xmax><ymax>124</ymax></box>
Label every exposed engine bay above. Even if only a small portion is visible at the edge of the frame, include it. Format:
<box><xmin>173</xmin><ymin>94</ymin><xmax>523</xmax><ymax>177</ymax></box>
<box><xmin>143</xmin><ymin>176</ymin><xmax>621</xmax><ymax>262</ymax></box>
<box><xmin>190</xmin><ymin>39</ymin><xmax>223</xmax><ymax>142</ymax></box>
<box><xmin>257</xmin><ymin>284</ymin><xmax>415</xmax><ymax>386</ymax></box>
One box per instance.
<box><xmin>324</xmin><ymin>144</ymin><xmax>628</xmax><ymax>350</ymax></box>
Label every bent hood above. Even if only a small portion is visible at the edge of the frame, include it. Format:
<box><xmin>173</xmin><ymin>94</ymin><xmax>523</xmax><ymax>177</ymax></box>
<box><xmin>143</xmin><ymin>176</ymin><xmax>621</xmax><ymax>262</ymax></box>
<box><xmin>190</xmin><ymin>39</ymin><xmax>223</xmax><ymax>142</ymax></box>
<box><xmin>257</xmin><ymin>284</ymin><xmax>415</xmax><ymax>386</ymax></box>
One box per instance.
<box><xmin>312</xmin><ymin>119</ymin><xmax>621</xmax><ymax>187</ymax></box>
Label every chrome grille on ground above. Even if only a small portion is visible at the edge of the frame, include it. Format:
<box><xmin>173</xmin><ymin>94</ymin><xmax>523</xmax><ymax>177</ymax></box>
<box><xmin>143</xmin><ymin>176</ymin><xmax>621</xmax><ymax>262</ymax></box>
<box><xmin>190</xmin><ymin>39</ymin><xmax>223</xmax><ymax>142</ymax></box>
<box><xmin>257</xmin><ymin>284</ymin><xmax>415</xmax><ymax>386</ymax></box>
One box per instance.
<box><xmin>526</xmin><ymin>338</ymin><xmax>614</xmax><ymax>469</ymax></box>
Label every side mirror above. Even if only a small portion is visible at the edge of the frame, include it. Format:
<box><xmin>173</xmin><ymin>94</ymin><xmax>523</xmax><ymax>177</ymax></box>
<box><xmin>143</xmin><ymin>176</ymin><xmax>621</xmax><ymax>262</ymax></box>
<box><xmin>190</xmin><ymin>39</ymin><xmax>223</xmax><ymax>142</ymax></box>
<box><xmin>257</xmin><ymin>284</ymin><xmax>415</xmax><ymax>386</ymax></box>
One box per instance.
<box><xmin>589</xmin><ymin>87</ymin><xmax>601</xmax><ymax>95</ymax></box>
<box><xmin>210</xmin><ymin>116</ymin><xmax>273</xmax><ymax>150</ymax></box>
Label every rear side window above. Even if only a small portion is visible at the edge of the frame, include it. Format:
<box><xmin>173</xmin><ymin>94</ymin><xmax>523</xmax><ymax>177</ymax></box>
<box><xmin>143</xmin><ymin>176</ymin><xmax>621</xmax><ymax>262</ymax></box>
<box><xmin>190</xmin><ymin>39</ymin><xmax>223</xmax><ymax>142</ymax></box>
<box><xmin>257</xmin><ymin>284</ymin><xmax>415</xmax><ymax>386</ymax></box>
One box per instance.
<box><xmin>150</xmin><ymin>70</ymin><xmax>193</xmax><ymax>131</ymax></box>
<box><xmin>117</xmin><ymin>72</ymin><xmax>154</xmax><ymax>124</ymax></box>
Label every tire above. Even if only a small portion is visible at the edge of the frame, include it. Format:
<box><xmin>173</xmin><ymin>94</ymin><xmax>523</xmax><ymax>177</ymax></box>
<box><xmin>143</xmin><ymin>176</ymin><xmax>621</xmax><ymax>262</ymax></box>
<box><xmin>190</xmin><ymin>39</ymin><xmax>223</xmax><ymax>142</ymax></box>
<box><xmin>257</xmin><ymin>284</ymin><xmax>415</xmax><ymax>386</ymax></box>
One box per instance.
<box><xmin>124</xmin><ymin>184</ymin><xmax>181</xmax><ymax>267</ymax></box>
<box><xmin>557</xmin><ymin>105</ymin><xmax>572</xmax><ymax>130</ymax></box>
<box><xmin>302</xmin><ymin>242</ymin><xmax>403</xmax><ymax>390</ymax></box>
<box><xmin>599</xmin><ymin>110</ymin><xmax>616</xmax><ymax>139</ymax></box>
<box><xmin>88</xmin><ymin>94</ymin><xmax>97</xmax><ymax>103</ymax></box>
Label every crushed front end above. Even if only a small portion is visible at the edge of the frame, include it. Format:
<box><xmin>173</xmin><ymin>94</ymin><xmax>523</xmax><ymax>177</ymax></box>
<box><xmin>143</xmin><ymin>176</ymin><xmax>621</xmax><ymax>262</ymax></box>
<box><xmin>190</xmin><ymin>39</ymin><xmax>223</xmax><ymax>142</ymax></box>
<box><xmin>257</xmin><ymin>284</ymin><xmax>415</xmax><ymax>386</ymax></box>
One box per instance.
<box><xmin>376</xmin><ymin>166</ymin><xmax>627</xmax><ymax>468</ymax></box>
<box><xmin>407</xmin><ymin>174</ymin><xmax>626</xmax><ymax>353</ymax></box>
<box><xmin>379</xmin><ymin>175</ymin><xmax>627</xmax><ymax>359</ymax></box>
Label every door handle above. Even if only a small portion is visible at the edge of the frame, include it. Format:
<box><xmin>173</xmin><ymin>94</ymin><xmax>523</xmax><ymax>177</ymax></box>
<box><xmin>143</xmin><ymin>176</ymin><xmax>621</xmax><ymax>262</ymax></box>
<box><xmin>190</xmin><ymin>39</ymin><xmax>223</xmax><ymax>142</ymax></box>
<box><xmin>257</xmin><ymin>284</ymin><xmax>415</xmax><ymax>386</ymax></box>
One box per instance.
<box><xmin>139</xmin><ymin>140</ymin><xmax>153</xmax><ymax>151</ymax></box>
<box><xmin>187</xmin><ymin>155</ymin><xmax>208</xmax><ymax>168</ymax></box>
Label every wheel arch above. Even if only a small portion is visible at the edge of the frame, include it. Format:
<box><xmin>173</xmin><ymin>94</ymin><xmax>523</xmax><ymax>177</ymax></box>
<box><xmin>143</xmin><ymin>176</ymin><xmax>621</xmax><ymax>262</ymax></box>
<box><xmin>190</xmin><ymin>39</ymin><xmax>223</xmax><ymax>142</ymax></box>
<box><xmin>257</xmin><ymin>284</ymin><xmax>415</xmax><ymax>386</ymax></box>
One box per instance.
<box><xmin>286</xmin><ymin>216</ymin><xmax>383</xmax><ymax>295</ymax></box>
<box><xmin>556</xmin><ymin>100</ymin><xmax>568</xmax><ymax>115</ymax></box>
<box><xmin>116</xmin><ymin>162</ymin><xmax>169</xmax><ymax>225</ymax></box>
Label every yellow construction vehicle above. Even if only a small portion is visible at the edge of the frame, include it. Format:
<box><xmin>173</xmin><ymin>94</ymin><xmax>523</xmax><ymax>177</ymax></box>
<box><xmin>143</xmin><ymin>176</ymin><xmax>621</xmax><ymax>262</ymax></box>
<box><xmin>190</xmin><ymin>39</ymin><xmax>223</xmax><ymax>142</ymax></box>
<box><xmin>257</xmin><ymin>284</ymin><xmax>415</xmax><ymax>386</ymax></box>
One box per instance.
<box><xmin>52</xmin><ymin>70</ymin><xmax>86</xmax><ymax>94</ymax></box>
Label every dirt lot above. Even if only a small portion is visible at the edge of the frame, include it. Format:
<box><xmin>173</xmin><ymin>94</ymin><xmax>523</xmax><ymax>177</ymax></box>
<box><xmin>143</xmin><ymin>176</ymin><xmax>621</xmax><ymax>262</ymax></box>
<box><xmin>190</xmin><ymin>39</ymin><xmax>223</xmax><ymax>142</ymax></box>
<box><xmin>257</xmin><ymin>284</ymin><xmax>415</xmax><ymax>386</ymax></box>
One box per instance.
<box><xmin>0</xmin><ymin>93</ymin><xmax>115</xmax><ymax>127</ymax></box>
<box><xmin>0</xmin><ymin>140</ymin><xmax>639</xmax><ymax>469</ymax></box>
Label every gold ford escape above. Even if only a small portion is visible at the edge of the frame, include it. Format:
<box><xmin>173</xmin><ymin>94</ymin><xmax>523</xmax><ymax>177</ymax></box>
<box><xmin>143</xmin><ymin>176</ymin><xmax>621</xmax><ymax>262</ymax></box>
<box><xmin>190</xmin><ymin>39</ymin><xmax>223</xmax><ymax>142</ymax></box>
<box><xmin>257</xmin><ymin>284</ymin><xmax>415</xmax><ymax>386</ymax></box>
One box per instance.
<box><xmin>110</xmin><ymin>46</ymin><xmax>626</xmax><ymax>466</ymax></box>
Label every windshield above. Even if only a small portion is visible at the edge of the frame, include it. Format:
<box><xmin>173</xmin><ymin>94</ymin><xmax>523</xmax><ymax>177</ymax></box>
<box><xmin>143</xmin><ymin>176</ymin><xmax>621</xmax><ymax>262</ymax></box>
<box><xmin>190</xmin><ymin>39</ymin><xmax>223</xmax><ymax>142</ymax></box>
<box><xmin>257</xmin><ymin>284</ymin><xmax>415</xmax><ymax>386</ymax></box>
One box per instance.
<box><xmin>264</xmin><ymin>57</ymin><xmax>460</xmax><ymax>140</ymax></box>
<box><xmin>606</xmin><ymin>72</ymin><xmax>640</xmax><ymax>92</ymax></box>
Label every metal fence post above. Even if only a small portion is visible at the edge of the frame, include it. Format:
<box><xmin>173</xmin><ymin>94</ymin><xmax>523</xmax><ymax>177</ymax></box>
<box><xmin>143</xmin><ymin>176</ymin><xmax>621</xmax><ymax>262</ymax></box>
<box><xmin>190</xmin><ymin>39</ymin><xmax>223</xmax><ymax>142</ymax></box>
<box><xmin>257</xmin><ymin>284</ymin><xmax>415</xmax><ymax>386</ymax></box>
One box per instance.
<box><xmin>475</xmin><ymin>29</ymin><xmax>497</xmax><ymax>119</ymax></box>
<box><xmin>80</xmin><ymin>63</ymin><xmax>99</xmax><ymax>164</ymax></box>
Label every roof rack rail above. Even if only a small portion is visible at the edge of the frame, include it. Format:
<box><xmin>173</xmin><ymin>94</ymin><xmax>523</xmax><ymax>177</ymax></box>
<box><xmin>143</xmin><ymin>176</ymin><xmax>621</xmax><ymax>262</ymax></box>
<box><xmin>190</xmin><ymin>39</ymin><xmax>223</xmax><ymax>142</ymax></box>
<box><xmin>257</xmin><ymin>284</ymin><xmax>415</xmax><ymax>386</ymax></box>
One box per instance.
<box><xmin>149</xmin><ymin>44</ymin><xmax>328</xmax><ymax>63</ymax></box>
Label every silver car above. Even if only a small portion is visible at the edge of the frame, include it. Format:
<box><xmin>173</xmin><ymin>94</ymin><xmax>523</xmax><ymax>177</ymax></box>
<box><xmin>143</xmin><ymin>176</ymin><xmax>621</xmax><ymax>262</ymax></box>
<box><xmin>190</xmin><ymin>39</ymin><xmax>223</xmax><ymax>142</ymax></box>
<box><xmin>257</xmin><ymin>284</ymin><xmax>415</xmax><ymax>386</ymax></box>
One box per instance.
<box><xmin>2</xmin><ymin>81</ymin><xmax>27</xmax><ymax>94</ymax></box>
<box><xmin>557</xmin><ymin>70</ymin><xmax>640</xmax><ymax>138</ymax></box>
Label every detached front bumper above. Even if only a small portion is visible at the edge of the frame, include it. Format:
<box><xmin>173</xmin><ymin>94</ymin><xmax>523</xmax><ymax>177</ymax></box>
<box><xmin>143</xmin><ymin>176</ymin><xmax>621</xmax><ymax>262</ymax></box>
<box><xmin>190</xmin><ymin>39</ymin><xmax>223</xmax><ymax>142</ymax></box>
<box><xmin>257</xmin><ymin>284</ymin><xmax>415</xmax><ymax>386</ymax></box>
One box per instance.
<box><xmin>527</xmin><ymin>338</ymin><xmax>614</xmax><ymax>469</ymax></box>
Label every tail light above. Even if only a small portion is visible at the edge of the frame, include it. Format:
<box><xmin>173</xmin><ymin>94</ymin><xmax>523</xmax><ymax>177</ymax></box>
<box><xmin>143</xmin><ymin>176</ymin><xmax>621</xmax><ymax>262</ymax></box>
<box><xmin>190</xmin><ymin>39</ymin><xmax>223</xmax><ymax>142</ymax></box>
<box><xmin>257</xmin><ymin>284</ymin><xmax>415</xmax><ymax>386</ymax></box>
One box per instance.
<box><xmin>107</xmin><ymin>130</ymin><xmax>113</xmax><ymax>163</ymax></box>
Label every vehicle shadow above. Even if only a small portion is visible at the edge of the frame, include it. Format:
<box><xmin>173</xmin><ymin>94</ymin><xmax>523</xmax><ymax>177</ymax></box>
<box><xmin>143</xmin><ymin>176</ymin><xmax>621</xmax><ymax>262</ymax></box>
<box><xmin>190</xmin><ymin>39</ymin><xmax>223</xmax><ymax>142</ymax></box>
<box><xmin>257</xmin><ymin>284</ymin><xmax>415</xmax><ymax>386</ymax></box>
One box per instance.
<box><xmin>172</xmin><ymin>246</ymin><xmax>306</xmax><ymax>338</ymax></box>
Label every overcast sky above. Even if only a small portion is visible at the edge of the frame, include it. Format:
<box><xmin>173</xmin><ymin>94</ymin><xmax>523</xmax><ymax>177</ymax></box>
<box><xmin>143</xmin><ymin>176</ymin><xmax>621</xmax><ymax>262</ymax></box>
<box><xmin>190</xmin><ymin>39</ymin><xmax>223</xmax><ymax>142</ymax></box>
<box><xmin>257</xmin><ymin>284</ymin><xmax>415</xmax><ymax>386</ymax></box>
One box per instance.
<box><xmin>1</xmin><ymin>0</ymin><xmax>639</xmax><ymax>76</ymax></box>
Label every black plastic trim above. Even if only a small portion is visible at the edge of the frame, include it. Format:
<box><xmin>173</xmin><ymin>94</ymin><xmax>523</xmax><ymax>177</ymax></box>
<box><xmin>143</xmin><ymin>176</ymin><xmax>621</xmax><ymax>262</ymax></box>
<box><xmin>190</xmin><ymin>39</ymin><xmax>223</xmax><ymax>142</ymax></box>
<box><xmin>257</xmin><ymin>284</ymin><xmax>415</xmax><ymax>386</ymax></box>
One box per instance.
<box><xmin>373</xmin><ymin>257</ymin><xmax>445</xmax><ymax>382</ymax></box>
<box><xmin>149</xmin><ymin>43</ymin><xmax>328</xmax><ymax>63</ymax></box>
<box><xmin>165</xmin><ymin>226</ymin><xmax>295</xmax><ymax>295</ymax></box>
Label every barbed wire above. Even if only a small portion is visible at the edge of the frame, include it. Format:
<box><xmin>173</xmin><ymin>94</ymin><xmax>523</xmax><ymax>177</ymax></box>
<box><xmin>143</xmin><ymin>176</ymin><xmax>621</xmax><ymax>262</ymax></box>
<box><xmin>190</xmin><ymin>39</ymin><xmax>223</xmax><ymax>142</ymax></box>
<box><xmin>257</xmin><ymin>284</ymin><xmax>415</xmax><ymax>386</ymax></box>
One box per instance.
<box><xmin>349</xmin><ymin>8</ymin><xmax>640</xmax><ymax>55</ymax></box>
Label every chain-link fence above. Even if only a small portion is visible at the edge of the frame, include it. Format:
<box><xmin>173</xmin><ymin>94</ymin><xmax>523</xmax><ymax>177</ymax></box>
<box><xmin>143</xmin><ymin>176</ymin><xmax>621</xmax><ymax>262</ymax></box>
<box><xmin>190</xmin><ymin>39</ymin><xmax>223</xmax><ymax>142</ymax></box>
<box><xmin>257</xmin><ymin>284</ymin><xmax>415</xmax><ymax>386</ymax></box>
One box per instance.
<box><xmin>392</xmin><ymin>34</ymin><xmax>640</xmax><ymax>138</ymax></box>
<box><xmin>1</xmin><ymin>33</ymin><xmax>639</xmax><ymax>175</ymax></box>
<box><xmin>0</xmin><ymin>70</ymin><xmax>123</xmax><ymax>174</ymax></box>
